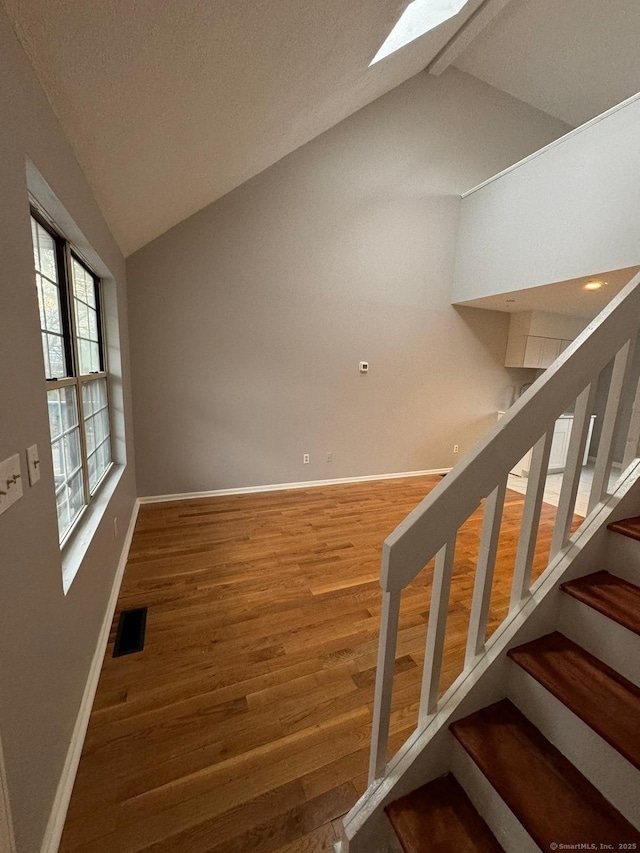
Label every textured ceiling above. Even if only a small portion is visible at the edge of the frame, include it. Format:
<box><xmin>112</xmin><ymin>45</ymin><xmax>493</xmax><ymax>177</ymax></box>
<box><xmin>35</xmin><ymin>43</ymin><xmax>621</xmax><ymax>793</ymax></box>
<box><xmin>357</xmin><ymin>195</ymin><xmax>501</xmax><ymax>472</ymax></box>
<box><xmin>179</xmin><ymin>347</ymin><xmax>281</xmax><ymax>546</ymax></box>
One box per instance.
<box><xmin>454</xmin><ymin>0</ymin><xmax>640</xmax><ymax>127</ymax></box>
<box><xmin>2</xmin><ymin>0</ymin><xmax>489</xmax><ymax>256</ymax></box>
<box><xmin>6</xmin><ymin>0</ymin><xmax>640</xmax><ymax>257</ymax></box>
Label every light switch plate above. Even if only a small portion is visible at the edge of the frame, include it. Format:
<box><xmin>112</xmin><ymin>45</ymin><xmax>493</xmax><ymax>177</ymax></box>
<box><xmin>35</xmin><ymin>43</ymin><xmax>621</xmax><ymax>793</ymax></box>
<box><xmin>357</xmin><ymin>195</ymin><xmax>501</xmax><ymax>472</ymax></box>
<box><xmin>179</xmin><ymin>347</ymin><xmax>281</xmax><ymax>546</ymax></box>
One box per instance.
<box><xmin>7</xmin><ymin>454</ymin><xmax>23</xmax><ymax>504</ymax></box>
<box><xmin>27</xmin><ymin>444</ymin><xmax>41</xmax><ymax>485</ymax></box>
<box><xmin>0</xmin><ymin>454</ymin><xmax>23</xmax><ymax>510</ymax></box>
<box><xmin>0</xmin><ymin>469</ymin><xmax>8</xmax><ymax>516</ymax></box>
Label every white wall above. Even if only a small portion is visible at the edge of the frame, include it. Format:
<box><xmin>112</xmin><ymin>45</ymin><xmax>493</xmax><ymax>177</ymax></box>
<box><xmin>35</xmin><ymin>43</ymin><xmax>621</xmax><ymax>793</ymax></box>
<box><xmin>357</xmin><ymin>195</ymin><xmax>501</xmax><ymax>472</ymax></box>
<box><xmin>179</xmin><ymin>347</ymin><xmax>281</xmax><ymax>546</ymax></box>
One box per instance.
<box><xmin>127</xmin><ymin>68</ymin><xmax>569</xmax><ymax>496</ymax></box>
<box><xmin>453</xmin><ymin>94</ymin><xmax>640</xmax><ymax>302</ymax></box>
<box><xmin>0</xmin><ymin>7</ymin><xmax>136</xmax><ymax>851</ymax></box>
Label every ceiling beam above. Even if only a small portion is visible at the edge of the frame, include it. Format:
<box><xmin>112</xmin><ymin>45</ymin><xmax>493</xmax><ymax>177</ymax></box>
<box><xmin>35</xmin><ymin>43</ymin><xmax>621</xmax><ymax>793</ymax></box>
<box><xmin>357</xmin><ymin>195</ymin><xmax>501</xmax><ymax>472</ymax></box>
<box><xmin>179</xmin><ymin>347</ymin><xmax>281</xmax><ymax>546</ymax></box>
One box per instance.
<box><xmin>426</xmin><ymin>0</ymin><xmax>514</xmax><ymax>76</ymax></box>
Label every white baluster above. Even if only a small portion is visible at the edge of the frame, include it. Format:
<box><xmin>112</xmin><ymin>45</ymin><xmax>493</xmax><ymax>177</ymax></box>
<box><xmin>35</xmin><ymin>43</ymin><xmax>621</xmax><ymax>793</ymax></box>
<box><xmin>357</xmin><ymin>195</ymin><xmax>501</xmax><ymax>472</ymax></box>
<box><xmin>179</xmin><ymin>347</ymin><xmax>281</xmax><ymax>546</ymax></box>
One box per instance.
<box><xmin>589</xmin><ymin>338</ymin><xmax>637</xmax><ymax>513</ymax></box>
<box><xmin>465</xmin><ymin>480</ymin><xmax>507</xmax><ymax>667</ymax></box>
<box><xmin>622</xmin><ymin>374</ymin><xmax>640</xmax><ymax>472</ymax></box>
<box><xmin>551</xmin><ymin>384</ymin><xmax>596</xmax><ymax>557</ymax></box>
<box><xmin>419</xmin><ymin>538</ymin><xmax>456</xmax><ymax>724</ymax></box>
<box><xmin>510</xmin><ymin>431</ymin><xmax>553</xmax><ymax>611</ymax></box>
<box><xmin>620</xmin><ymin>334</ymin><xmax>640</xmax><ymax>472</ymax></box>
<box><xmin>368</xmin><ymin>588</ymin><xmax>401</xmax><ymax>784</ymax></box>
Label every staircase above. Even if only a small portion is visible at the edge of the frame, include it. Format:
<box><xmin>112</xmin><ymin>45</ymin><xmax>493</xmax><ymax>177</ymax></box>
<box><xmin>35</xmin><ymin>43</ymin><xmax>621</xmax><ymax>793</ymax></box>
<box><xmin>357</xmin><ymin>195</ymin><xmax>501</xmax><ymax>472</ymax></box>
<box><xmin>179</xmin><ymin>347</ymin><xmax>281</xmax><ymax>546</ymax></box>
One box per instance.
<box><xmin>384</xmin><ymin>527</ymin><xmax>640</xmax><ymax>851</ymax></box>
<box><xmin>340</xmin><ymin>272</ymin><xmax>640</xmax><ymax>853</ymax></box>
<box><xmin>369</xmin><ymin>523</ymin><xmax>640</xmax><ymax>851</ymax></box>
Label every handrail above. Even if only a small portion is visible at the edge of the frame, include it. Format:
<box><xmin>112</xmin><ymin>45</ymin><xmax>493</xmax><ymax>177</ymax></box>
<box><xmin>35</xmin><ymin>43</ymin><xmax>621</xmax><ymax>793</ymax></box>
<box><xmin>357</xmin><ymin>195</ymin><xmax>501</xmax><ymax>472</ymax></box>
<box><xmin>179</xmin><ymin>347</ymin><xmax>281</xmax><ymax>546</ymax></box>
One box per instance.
<box><xmin>381</xmin><ymin>270</ymin><xmax>640</xmax><ymax>592</ymax></box>
<box><xmin>462</xmin><ymin>89</ymin><xmax>640</xmax><ymax>198</ymax></box>
<box><xmin>368</xmin><ymin>269</ymin><xmax>640</xmax><ymax>785</ymax></box>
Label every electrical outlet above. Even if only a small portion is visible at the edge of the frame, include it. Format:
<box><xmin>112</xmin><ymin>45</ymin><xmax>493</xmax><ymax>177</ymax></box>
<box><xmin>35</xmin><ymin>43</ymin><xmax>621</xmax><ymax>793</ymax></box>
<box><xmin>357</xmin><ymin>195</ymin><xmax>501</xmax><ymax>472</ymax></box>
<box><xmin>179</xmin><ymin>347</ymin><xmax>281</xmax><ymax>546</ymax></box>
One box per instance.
<box><xmin>326</xmin><ymin>452</ymin><xmax>332</xmax><ymax>462</ymax></box>
<box><xmin>453</xmin><ymin>444</ymin><xmax>459</xmax><ymax>453</ymax></box>
<box><xmin>303</xmin><ymin>453</ymin><xmax>310</xmax><ymax>464</ymax></box>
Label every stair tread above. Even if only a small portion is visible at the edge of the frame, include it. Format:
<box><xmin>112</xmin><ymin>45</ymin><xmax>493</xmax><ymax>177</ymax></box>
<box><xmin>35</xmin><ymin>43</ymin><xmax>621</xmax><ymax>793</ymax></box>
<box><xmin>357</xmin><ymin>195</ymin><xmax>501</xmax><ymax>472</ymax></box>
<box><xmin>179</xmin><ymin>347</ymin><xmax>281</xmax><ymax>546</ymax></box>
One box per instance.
<box><xmin>450</xmin><ymin>699</ymin><xmax>640</xmax><ymax>849</ymax></box>
<box><xmin>561</xmin><ymin>570</ymin><xmax>640</xmax><ymax>636</ymax></box>
<box><xmin>507</xmin><ymin>631</ymin><xmax>640</xmax><ymax>769</ymax></box>
<box><xmin>608</xmin><ymin>515</ymin><xmax>640</xmax><ymax>541</ymax></box>
<box><xmin>385</xmin><ymin>774</ymin><xmax>504</xmax><ymax>853</ymax></box>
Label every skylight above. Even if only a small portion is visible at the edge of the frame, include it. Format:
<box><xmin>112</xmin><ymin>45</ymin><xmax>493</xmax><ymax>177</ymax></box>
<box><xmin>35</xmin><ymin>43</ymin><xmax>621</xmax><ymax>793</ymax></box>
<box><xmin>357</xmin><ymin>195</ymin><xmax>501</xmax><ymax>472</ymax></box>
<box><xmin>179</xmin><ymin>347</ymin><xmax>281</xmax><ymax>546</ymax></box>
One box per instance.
<box><xmin>370</xmin><ymin>0</ymin><xmax>471</xmax><ymax>66</ymax></box>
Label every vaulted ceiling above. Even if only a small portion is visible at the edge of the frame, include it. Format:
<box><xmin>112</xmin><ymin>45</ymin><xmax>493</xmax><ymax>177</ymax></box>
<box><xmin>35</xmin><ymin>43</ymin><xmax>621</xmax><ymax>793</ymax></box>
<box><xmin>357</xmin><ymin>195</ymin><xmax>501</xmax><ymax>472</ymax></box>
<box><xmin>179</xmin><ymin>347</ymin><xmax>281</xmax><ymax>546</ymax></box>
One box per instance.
<box><xmin>454</xmin><ymin>0</ymin><xmax>640</xmax><ymax>127</ymax></box>
<box><xmin>3</xmin><ymin>0</ymin><xmax>640</xmax><ymax>256</ymax></box>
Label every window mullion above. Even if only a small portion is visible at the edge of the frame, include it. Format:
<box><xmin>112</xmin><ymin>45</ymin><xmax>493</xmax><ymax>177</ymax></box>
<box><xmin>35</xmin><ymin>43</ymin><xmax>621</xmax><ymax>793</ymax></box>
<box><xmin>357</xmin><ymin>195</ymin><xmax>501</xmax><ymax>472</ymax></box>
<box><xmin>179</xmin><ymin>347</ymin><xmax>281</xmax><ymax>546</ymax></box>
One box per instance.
<box><xmin>95</xmin><ymin>283</ymin><xmax>113</xmax><ymax>466</ymax></box>
<box><xmin>98</xmin><ymin>293</ymin><xmax>113</xmax><ymax>465</ymax></box>
<box><xmin>87</xmin><ymin>268</ymin><xmax>113</xmax><ymax>476</ymax></box>
<box><xmin>54</xmin><ymin>230</ymin><xmax>74</xmax><ymax>378</ymax></box>
<box><xmin>93</xmin><ymin>268</ymin><xmax>108</xmax><ymax>374</ymax></box>
<box><xmin>64</xmin><ymin>243</ymin><xmax>91</xmax><ymax>506</ymax></box>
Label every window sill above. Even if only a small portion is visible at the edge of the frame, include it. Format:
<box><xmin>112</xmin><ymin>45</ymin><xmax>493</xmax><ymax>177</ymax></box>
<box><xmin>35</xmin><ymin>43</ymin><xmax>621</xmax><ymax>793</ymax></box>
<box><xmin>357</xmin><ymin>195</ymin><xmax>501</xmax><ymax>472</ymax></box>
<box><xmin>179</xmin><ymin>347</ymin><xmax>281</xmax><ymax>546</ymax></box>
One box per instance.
<box><xmin>61</xmin><ymin>464</ymin><xmax>125</xmax><ymax>594</ymax></box>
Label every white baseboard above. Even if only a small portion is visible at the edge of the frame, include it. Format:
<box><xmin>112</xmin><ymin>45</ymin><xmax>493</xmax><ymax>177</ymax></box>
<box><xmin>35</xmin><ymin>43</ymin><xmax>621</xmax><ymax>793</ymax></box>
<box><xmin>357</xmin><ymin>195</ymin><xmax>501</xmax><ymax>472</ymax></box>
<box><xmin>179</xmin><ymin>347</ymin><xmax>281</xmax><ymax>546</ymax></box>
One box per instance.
<box><xmin>139</xmin><ymin>468</ymin><xmax>452</xmax><ymax>504</ymax></box>
<box><xmin>40</xmin><ymin>499</ymin><xmax>140</xmax><ymax>853</ymax></box>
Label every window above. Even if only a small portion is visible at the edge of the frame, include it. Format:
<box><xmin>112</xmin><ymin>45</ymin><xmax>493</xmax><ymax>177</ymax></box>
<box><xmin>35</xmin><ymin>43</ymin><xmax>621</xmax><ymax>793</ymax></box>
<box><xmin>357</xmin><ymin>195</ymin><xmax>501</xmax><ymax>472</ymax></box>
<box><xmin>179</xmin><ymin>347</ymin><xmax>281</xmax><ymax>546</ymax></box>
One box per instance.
<box><xmin>31</xmin><ymin>211</ymin><xmax>113</xmax><ymax>543</ymax></box>
<box><xmin>369</xmin><ymin>0</ymin><xmax>471</xmax><ymax>66</ymax></box>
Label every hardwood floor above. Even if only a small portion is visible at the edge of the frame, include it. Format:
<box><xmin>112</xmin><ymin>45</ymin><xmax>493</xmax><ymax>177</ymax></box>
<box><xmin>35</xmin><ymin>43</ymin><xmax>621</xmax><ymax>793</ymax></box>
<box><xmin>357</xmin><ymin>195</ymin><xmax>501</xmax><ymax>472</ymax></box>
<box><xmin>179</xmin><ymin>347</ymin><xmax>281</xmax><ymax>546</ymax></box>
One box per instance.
<box><xmin>59</xmin><ymin>475</ymin><xmax>581</xmax><ymax>853</ymax></box>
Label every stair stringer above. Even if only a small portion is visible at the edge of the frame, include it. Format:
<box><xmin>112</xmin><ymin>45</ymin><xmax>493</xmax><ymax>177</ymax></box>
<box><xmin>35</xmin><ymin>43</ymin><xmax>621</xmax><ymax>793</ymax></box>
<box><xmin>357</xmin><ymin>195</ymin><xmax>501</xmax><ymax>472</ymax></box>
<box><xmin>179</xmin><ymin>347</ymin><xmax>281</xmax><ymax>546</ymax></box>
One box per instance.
<box><xmin>341</xmin><ymin>463</ymin><xmax>640</xmax><ymax>853</ymax></box>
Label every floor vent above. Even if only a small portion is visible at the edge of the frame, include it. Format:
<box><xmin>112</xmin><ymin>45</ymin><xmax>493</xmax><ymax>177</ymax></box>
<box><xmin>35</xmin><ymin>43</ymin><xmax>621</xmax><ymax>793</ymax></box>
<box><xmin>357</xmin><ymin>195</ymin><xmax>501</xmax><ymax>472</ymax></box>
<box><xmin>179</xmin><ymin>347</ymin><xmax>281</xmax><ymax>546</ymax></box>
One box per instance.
<box><xmin>113</xmin><ymin>607</ymin><xmax>147</xmax><ymax>657</ymax></box>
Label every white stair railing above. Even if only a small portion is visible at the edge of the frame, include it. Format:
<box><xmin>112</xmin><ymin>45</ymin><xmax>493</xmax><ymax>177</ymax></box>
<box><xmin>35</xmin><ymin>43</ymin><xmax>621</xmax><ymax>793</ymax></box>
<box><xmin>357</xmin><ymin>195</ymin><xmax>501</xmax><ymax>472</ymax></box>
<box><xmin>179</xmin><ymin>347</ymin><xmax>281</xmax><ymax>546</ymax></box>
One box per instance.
<box><xmin>368</xmin><ymin>271</ymin><xmax>640</xmax><ymax>785</ymax></box>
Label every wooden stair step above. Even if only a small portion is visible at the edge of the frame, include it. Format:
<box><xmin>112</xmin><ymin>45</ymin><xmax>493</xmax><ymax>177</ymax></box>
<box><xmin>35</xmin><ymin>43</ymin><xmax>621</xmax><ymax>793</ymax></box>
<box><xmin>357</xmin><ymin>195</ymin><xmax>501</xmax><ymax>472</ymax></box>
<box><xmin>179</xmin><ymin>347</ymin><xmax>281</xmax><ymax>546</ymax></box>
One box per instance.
<box><xmin>608</xmin><ymin>515</ymin><xmax>640</xmax><ymax>541</ymax></box>
<box><xmin>450</xmin><ymin>699</ymin><xmax>640</xmax><ymax>849</ymax></box>
<box><xmin>561</xmin><ymin>570</ymin><xmax>640</xmax><ymax>636</ymax></box>
<box><xmin>507</xmin><ymin>631</ymin><xmax>640</xmax><ymax>769</ymax></box>
<box><xmin>385</xmin><ymin>774</ymin><xmax>504</xmax><ymax>853</ymax></box>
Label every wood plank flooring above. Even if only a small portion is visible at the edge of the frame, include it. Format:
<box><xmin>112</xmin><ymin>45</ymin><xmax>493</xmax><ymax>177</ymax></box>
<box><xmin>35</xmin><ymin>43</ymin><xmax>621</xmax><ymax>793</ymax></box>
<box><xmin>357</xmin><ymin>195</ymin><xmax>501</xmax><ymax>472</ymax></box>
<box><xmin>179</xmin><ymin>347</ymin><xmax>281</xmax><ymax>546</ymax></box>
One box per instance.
<box><xmin>59</xmin><ymin>475</ymin><xmax>581</xmax><ymax>853</ymax></box>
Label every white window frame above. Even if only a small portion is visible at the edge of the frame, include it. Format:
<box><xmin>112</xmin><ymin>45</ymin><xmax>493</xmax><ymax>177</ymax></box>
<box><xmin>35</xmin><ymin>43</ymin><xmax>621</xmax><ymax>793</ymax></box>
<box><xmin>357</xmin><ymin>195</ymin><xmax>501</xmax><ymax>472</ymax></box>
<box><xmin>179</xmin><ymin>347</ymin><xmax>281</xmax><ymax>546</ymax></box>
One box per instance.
<box><xmin>31</xmin><ymin>207</ymin><xmax>114</xmax><ymax>545</ymax></box>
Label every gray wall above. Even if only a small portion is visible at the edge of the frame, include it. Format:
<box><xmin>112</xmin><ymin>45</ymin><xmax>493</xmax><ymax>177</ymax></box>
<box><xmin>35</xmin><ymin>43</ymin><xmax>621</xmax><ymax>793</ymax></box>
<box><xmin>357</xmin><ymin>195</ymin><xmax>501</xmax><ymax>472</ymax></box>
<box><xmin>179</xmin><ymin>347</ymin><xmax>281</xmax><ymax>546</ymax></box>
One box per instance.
<box><xmin>127</xmin><ymin>68</ymin><xmax>569</xmax><ymax>496</ymax></box>
<box><xmin>0</xmin><ymin>7</ymin><xmax>136</xmax><ymax>851</ymax></box>
<box><xmin>454</xmin><ymin>94</ymin><xmax>640</xmax><ymax>302</ymax></box>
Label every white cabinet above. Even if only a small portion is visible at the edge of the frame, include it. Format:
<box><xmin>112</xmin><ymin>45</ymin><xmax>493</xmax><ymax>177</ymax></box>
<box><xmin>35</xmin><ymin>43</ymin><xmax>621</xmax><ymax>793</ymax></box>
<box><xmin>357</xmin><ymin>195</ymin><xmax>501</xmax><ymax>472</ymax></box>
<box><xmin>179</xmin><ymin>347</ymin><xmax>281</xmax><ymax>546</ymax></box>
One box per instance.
<box><xmin>548</xmin><ymin>416</ymin><xmax>572</xmax><ymax>473</ymax></box>
<box><xmin>511</xmin><ymin>417</ymin><xmax>571</xmax><ymax>477</ymax></box>
<box><xmin>511</xmin><ymin>445</ymin><xmax>533</xmax><ymax>478</ymax></box>
<box><xmin>505</xmin><ymin>335</ymin><xmax>527</xmax><ymax>367</ymax></box>
<box><xmin>505</xmin><ymin>335</ymin><xmax>563</xmax><ymax>368</ymax></box>
<box><xmin>509</xmin><ymin>414</ymin><xmax>596</xmax><ymax>477</ymax></box>
<box><xmin>504</xmin><ymin>311</ymin><xmax>586</xmax><ymax>369</ymax></box>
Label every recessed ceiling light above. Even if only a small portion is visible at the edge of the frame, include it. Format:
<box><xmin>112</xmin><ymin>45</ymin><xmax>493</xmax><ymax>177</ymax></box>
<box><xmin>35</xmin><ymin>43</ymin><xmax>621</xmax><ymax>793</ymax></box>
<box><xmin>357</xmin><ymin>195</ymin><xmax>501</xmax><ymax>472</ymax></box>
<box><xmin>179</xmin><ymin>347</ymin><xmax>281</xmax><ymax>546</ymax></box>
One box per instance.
<box><xmin>369</xmin><ymin>0</ymin><xmax>471</xmax><ymax>66</ymax></box>
<box><xmin>584</xmin><ymin>280</ymin><xmax>604</xmax><ymax>291</ymax></box>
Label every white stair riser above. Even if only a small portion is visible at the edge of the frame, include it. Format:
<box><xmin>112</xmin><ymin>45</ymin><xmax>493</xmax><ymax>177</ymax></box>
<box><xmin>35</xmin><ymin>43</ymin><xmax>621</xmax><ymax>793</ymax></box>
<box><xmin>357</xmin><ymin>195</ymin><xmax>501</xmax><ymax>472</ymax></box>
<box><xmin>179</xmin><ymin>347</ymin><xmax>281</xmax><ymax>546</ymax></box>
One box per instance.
<box><xmin>603</xmin><ymin>532</ymin><xmax>640</xmax><ymax>585</ymax></box>
<box><xmin>450</xmin><ymin>742</ymin><xmax>538</xmax><ymax>853</ymax></box>
<box><xmin>507</xmin><ymin>663</ymin><xmax>640</xmax><ymax>829</ymax></box>
<box><xmin>557</xmin><ymin>593</ymin><xmax>640</xmax><ymax>687</ymax></box>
